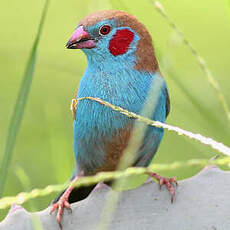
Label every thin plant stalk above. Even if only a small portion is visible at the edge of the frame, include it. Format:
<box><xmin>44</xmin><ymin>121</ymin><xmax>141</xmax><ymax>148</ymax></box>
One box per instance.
<box><xmin>96</xmin><ymin>75</ymin><xmax>165</xmax><ymax>230</ymax></box>
<box><xmin>151</xmin><ymin>0</ymin><xmax>230</xmax><ymax>122</ymax></box>
<box><xmin>0</xmin><ymin>156</ymin><xmax>230</xmax><ymax>210</ymax></box>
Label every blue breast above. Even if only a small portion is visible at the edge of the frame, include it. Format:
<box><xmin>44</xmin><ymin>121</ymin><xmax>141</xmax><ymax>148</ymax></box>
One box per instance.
<box><xmin>73</xmin><ymin>56</ymin><xmax>167</xmax><ymax>175</ymax></box>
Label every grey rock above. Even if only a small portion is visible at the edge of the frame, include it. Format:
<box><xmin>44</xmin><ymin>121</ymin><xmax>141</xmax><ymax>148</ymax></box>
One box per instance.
<box><xmin>1</xmin><ymin>166</ymin><xmax>229</xmax><ymax>230</ymax></box>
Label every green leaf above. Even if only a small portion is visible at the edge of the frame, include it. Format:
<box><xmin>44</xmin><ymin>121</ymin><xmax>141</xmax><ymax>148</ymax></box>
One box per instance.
<box><xmin>0</xmin><ymin>0</ymin><xmax>49</xmax><ymax>197</ymax></box>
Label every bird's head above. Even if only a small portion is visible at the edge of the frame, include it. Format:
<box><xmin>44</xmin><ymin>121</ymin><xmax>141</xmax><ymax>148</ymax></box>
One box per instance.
<box><xmin>66</xmin><ymin>10</ymin><xmax>158</xmax><ymax>72</ymax></box>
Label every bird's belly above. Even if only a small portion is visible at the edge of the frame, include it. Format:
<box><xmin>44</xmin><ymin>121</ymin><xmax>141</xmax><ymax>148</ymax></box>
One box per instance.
<box><xmin>73</xmin><ymin>103</ymin><xmax>164</xmax><ymax>175</ymax></box>
<box><xmin>73</xmin><ymin>101</ymin><xmax>132</xmax><ymax>175</ymax></box>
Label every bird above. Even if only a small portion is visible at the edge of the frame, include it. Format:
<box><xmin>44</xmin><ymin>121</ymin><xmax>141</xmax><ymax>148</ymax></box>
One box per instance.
<box><xmin>50</xmin><ymin>10</ymin><xmax>177</xmax><ymax>229</ymax></box>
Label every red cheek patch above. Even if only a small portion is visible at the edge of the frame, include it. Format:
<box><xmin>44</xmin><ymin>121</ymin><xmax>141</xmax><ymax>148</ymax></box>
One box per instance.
<box><xmin>109</xmin><ymin>29</ymin><xmax>134</xmax><ymax>56</ymax></box>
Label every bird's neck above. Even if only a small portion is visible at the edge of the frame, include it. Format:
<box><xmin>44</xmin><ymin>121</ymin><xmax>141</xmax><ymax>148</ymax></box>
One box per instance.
<box><xmin>84</xmin><ymin>50</ymin><xmax>137</xmax><ymax>72</ymax></box>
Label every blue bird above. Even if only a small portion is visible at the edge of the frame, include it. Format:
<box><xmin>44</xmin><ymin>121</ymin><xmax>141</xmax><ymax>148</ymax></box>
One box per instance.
<box><xmin>51</xmin><ymin>10</ymin><xmax>177</xmax><ymax>228</ymax></box>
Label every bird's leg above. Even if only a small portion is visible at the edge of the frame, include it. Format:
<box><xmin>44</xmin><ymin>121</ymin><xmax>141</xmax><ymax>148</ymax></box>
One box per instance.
<box><xmin>50</xmin><ymin>176</ymin><xmax>80</xmax><ymax>229</ymax></box>
<box><xmin>146</xmin><ymin>172</ymin><xmax>178</xmax><ymax>203</ymax></box>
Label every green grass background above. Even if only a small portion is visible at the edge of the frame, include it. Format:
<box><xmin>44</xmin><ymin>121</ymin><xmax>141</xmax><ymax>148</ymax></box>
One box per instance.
<box><xmin>0</xmin><ymin>0</ymin><xmax>230</xmax><ymax>219</ymax></box>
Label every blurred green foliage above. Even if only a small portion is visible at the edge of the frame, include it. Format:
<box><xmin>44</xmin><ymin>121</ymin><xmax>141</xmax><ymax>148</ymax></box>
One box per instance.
<box><xmin>0</xmin><ymin>0</ymin><xmax>230</xmax><ymax>219</ymax></box>
<box><xmin>0</xmin><ymin>0</ymin><xmax>49</xmax><ymax>198</ymax></box>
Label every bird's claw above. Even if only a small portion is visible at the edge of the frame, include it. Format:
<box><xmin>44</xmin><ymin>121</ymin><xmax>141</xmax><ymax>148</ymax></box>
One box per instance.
<box><xmin>50</xmin><ymin>176</ymin><xmax>79</xmax><ymax>229</ymax></box>
<box><xmin>147</xmin><ymin>172</ymin><xmax>178</xmax><ymax>203</ymax></box>
<box><xmin>50</xmin><ymin>196</ymin><xmax>71</xmax><ymax>230</ymax></box>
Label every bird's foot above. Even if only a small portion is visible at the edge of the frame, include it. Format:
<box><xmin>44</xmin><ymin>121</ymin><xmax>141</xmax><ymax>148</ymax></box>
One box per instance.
<box><xmin>147</xmin><ymin>172</ymin><xmax>178</xmax><ymax>203</ymax></box>
<box><xmin>50</xmin><ymin>176</ymin><xmax>80</xmax><ymax>229</ymax></box>
<box><xmin>50</xmin><ymin>195</ymin><xmax>71</xmax><ymax>229</ymax></box>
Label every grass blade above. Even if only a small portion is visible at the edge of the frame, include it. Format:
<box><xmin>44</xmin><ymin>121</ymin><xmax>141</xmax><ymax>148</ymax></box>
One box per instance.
<box><xmin>164</xmin><ymin>68</ymin><xmax>228</xmax><ymax>134</ymax></box>
<box><xmin>0</xmin><ymin>0</ymin><xmax>49</xmax><ymax>197</ymax></box>
<box><xmin>151</xmin><ymin>0</ymin><xmax>230</xmax><ymax>123</ymax></box>
<box><xmin>75</xmin><ymin>97</ymin><xmax>230</xmax><ymax>155</ymax></box>
<box><xmin>1</xmin><ymin>156</ymin><xmax>230</xmax><ymax>210</ymax></box>
<box><xmin>96</xmin><ymin>75</ymin><xmax>165</xmax><ymax>230</ymax></box>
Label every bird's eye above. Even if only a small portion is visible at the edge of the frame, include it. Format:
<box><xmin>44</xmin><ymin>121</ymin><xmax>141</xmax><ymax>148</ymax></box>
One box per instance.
<box><xmin>99</xmin><ymin>25</ymin><xmax>111</xmax><ymax>35</ymax></box>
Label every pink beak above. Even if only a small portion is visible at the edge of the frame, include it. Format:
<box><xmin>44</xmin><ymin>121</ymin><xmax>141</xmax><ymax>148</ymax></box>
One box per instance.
<box><xmin>66</xmin><ymin>26</ymin><xmax>97</xmax><ymax>49</ymax></box>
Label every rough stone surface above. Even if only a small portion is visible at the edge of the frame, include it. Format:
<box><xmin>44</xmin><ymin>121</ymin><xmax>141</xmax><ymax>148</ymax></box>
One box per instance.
<box><xmin>1</xmin><ymin>166</ymin><xmax>230</xmax><ymax>230</ymax></box>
